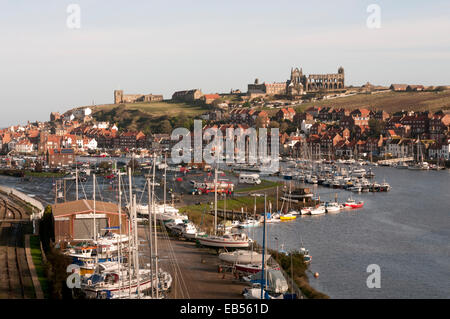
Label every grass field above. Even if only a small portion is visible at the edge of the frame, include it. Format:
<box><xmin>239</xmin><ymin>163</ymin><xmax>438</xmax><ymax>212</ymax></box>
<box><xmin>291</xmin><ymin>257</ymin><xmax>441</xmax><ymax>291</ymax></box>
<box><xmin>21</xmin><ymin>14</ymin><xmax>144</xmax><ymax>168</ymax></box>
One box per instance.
<box><xmin>235</xmin><ymin>180</ymin><xmax>283</xmax><ymax>193</ymax></box>
<box><xmin>93</xmin><ymin>101</ymin><xmax>210</xmax><ymax>118</ymax></box>
<box><xmin>295</xmin><ymin>90</ymin><xmax>450</xmax><ymax>114</ymax></box>
<box><xmin>25</xmin><ymin>171</ymin><xmax>66</xmax><ymax>178</ymax></box>
<box><xmin>29</xmin><ymin>235</ymin><xmax>49</xmax><ymax>298</ymax></box>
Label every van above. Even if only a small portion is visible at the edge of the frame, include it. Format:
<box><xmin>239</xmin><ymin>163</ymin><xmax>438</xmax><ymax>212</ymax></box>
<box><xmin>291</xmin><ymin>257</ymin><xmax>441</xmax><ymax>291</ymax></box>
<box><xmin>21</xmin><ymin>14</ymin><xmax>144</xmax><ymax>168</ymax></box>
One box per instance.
<box><xmin>239</xmin><ymin>173</ymin><xmax>261</xmax><ymax>185</ymax></box>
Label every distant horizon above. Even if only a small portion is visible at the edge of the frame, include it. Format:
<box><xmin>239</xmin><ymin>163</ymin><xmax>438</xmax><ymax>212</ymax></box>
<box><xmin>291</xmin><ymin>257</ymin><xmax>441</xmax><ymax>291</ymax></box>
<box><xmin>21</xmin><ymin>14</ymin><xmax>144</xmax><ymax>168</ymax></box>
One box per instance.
<box><xmin>1</xmin><ymin>0</ymin><xmax>449</xmax><ymax>127</ymax></box>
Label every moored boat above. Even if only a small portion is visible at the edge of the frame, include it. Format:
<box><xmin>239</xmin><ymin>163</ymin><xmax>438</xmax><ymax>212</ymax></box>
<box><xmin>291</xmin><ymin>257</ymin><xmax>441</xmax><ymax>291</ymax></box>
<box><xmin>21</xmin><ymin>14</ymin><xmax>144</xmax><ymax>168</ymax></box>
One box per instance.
<box><xmin>344</xmin><ymin>198</ymin><xmax>364</xmax><ymax>209</ymax></box>
<box><xmin>310</xmin><ymin>205</ymin><xmax>326</xmax><ymax>215</ymax></box>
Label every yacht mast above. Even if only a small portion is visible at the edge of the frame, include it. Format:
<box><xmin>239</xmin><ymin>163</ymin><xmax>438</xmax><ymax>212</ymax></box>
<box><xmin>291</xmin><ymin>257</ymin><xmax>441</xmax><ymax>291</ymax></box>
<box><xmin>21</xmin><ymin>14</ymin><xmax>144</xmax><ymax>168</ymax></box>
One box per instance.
<box><xmin>117</xmin><ymin>168</ymin><xmax>122</xmax><ymax>296</ymax></box>
<box><xmin>93</xmin><ymin>174</ymin><xmax>97</xmax><ymax>242</ymax></box>
<box><xmin>75</xmin><ymin>167</ymin><xmax>78</xmax><ymax>201</ymax></box>
<box><xmin>163</xmin><ymin>153</ymin><xmax>167</xmax><ymax>213</ymax></box>
<box><xmin>260</xmin><ymin>193</ymin><xmax>267</xmax><ymax>299</ymax></box>
<box><xmin>128</xmin><ymin>167</ymin><xmax>133</xmax><ymax>297</ymax></box>
<box><xmin>214</xmin><ymin>151</ymin><xmax>218</xmax><ymax>236</ymax></box>
<box><xmin>152</xmin><ymin>153</ymin><xmax>159</xmax><ymax>299</ymax></box>
<box><xmin>133</xmin><ymin>195</ymin><xmax>140</xmax><ymax>297</ymax></box>
<box><xmin>147</xmin><ymin>175</ymin><xmax>154</xmax><ymax>299</ymax></box>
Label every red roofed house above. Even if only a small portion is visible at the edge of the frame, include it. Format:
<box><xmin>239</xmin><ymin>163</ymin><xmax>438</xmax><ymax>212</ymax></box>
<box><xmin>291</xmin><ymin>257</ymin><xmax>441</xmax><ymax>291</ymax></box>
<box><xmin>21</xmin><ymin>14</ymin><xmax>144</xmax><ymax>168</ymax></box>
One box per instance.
<box><xmin>276</xmin><ymin>108</ymin><xmax>296</xmax><ymax>122</ymax></box>
<box><xmin>429</xmin><ymin>114</ymin><xmax>450</xmax><ymax>142</ymax></box>
<box><xmin>390</xmin><ymin>84</ymin><xmax>408</xmax><ymax>91</ymax></box>
<box><xmin>202</xmin><ymin>94</ymin><xmax>221</xmax><ymax>105</ymax></box>
<box><xmin>47</xmin><ymin>148</ymin><xmax>76</xmax><ymax>167</ymax></box>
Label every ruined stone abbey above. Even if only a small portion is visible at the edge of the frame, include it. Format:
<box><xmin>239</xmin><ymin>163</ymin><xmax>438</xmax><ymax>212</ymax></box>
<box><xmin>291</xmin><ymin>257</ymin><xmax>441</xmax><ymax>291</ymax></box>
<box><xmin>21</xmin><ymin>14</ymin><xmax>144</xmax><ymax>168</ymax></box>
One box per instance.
<box><xmin>114</xmin><ymin>90</ymin><xmax>163</xmax><ymax>104</ymax></box>
<box><xmin>248</xmin><ymin>66</ymin><xmax>345</xmax><ymax>98</ymax></box>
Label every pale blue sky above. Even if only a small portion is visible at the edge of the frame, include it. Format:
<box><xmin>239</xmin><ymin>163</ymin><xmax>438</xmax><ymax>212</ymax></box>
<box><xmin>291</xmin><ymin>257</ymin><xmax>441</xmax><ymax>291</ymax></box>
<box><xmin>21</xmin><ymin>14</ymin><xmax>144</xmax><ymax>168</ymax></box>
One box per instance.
<box><xmin>0</xmin><ymin>0</ymin><xmax>449</xmax><ymax>127</ymax></box>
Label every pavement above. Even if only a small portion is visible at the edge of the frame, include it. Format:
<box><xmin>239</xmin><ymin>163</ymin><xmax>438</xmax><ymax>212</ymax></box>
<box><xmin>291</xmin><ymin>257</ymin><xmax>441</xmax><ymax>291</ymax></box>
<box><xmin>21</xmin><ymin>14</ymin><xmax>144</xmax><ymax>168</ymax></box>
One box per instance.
<box><xmin>138</xmin><ymin>226</ymin><xmax>247</xmax><ymax>299</ymax></box>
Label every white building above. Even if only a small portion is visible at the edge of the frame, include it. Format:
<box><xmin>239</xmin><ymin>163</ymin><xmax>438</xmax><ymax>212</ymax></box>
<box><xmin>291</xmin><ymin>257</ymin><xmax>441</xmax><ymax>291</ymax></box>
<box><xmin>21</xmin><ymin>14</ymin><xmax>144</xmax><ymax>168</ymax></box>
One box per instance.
<box><xmin>428</xmin><ymin>140</ymin><xmax>450</xmax><ymax>160</ymax></box>
<box><xmin>300</xmin><ymin>120</ymin><xmax>314</xmax><ymax>134</ymax></box>
<box><xmin>383</xmin><ymin>138</ymin><xmax>412</xmax><ymax>158</ymax></box>
<box><xmin>84</xmin><ymin>138</ymin><xmax>98</xmax><ymax>151</ymax></box>
<box><xmin>15</xmin><ymin>139</ymin><xmax>34</xmax><ymax>153</ymax></box>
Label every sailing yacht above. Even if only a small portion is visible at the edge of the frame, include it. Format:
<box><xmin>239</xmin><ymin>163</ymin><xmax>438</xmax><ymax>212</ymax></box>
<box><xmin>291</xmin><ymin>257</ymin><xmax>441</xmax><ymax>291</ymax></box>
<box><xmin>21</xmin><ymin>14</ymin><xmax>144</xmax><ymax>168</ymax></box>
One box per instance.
<box><xmin>309</xmin><ymin>205</ymin><xmax>326</xmax><ymax>215</ymax></box>
<box><xmin>198</xmin><ymin>156</ymin><xmax>252</xmax><ymax>249</ymax></box>
<box><xmin>409</xmin><ymin>138</ymin><xmax>430</xmax><ymax>170</ymax></box>
<box><xmin>219</xmin><ymin>250</ymin><xmax>270</xmax><ymax>265</ymax></box>
<box><xmin>197</xmin><ymin>232</ymin><xmax>251</xmax><ymax>248</ymax></box>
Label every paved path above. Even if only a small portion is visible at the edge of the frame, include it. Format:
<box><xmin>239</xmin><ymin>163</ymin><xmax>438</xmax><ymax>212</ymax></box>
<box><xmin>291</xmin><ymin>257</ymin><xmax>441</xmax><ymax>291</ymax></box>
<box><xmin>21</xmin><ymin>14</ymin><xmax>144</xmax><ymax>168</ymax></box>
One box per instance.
<box><xmin>24</xmin><ymin>235</ymin><xmax>44</xmax><ymax>299</ymax></box>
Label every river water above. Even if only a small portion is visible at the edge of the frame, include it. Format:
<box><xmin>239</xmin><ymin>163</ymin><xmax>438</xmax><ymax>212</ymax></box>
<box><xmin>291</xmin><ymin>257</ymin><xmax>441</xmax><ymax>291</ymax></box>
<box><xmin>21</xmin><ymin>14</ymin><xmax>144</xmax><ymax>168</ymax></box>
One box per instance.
<box><xmin>1</xmin><ymin>165</ymin><xmax>449</xmax><ymax>298</ymax></box>
<box><xmin>247</xmin><ymin>166</ymin><xmax>450</xmax><ymax>299</ymax></box>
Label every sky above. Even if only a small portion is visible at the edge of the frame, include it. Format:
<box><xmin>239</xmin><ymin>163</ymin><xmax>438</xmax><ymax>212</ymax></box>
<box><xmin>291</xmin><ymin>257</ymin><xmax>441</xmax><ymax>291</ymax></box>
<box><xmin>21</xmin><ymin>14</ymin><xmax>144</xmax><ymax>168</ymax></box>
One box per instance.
<box><xmin>0</xmin><ymin>0</ymin><xmax>449</xmax><ymax>127</ymax></box>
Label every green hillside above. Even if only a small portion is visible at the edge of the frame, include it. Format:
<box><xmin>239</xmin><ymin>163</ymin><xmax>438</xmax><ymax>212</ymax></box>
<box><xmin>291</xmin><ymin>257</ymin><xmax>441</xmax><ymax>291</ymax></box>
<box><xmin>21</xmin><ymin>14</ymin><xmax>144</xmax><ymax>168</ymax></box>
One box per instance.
<box><xmin>92</xmin><ymin>101</ymin><xmax>210</xmax><ymax>133</ymax></box>
<box><xmin>294</xmin><ymin>90</ymin><xmax>450</xmax><ymax>113</ymax></box>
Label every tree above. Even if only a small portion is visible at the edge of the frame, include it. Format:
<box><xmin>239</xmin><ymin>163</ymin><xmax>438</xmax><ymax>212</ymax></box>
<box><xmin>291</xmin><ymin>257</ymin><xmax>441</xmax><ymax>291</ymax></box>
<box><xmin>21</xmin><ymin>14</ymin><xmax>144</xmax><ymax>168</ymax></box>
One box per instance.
<box><xmin>175</xmin><ymin>112</ymin><xmax>188</xmax><ymax>128</ymax></box>
<box><xmin>269</xmin><ymin>121</ymin><xmax>280</xmax><ymax>129</ymax></box>
<box><xmin>255</xmin><ymin>116</ymin><xmax>267</xmax><ymax>129</ymax></box>
<box><xmin>98</xmin><ymin>161</ymin><xmax>112</xmax><ymax>173</ymax></box>
<box><xmin>127</xmin><ymin>158</ymin><xmax>140</xmax><ymax>173</ymax></box>
<box><xmin>160</xmin><ymin>120</ymin><xmax>172</xmax><ymax>134</ymax></box>
<box><xmin>280</xmin><ymin>122</ymin><xmax>289</xmax><ymax>133</ymax></box>
<box><xmin>34</xmin><ymin>161</ymin><xmax>43</xmax><ymax>172</ymax></box>
<box><xmin>39</xmin><ymin>205</ymin><xmax>55</xmax><ymax>253</ymax></box>
<box><xmin>368</xmin><ymin>118</ymin><xmax>385</xmax><ymax>137</ymax></box>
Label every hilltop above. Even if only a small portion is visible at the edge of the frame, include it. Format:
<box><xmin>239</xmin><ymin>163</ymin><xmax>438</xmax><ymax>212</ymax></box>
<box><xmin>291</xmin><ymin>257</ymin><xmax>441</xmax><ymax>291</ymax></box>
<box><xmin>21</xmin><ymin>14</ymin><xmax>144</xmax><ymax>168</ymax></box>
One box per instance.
<box><xmin>91</xmin><ymin>101</ymin><xmax>210</xmax><ymax>133</ymax></box>
<box><xmin>85</xmin><ymin>90</ymin><xmax>450</xmax><ymax>133</ymax></box>
<box><xmin>294</xmin><ymin>90</ymin><xmax>450</xmax><ymax>114</ymax></box>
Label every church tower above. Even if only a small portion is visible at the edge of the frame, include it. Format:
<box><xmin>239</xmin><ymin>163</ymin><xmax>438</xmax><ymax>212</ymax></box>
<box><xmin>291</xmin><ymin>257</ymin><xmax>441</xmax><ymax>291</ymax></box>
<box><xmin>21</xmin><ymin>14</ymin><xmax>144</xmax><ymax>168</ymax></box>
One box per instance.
<box><xmin>114</xmin><ymin>90</ymin><xmax>123</xmax><ymax>104</ymax></box>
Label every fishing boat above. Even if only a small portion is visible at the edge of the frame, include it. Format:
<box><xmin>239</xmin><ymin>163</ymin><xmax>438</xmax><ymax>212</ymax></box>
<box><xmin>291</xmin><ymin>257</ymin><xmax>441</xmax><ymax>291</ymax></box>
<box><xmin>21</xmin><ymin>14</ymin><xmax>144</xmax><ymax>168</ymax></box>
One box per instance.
<box><xmin>299</xmin><ymin>247</ymin><xmax>312</xmax><ymax>263</ymax></box>
<box><xmin>379</xmin><ymin>181</ymin><xmax>391</xmax><ymax>192</ymax></box>
<box><xmin>344</xmin><ymin>198</ymin><xmax>364</xmax><ymax>209</ymax></box>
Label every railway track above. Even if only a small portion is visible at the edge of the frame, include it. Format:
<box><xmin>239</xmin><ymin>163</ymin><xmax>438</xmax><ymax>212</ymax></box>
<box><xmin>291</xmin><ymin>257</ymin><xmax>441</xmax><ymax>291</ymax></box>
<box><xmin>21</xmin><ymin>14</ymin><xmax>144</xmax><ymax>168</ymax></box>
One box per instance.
<box><xmin>0</xmin><ymin>194</ymin><xmax>35</xmax><ymax>299</ymax></box>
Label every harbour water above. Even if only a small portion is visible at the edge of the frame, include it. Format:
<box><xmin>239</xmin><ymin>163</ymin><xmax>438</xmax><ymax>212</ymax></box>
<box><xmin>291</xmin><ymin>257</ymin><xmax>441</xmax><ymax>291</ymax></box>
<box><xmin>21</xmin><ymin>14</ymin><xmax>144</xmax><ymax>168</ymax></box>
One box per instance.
<box><xmin>1</xmin><ymin>165</ymin><xmax>449</xmax><ymax>298</ymax></box>
<box><xmin>248</xmin><ymin>166</ymin><xmax>450</xmax><ymax>298</ymax></box>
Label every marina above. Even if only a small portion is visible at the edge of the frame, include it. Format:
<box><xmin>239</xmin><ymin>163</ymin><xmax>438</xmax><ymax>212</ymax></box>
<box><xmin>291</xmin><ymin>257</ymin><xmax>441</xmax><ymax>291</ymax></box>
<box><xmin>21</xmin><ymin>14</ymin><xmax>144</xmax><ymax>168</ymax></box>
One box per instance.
<box><xmin>1</xmin><ymin>159</ymin><xmax>448</xmax><ymax>298</ymax></box>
